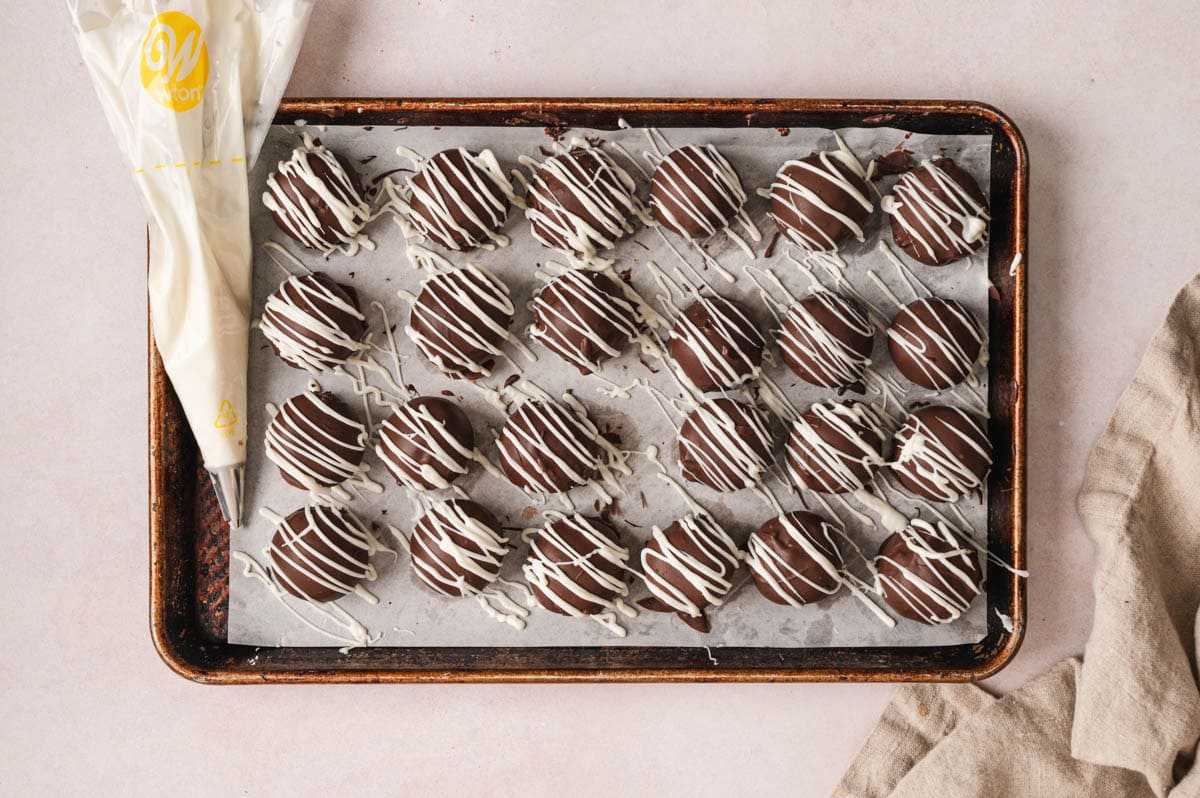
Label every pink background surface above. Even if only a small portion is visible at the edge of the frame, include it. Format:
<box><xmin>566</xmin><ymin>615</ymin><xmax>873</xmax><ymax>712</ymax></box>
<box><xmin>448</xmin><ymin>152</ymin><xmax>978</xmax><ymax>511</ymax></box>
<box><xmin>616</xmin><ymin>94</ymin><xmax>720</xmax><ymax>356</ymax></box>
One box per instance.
<box><xmin>3</xmin><ymin>1</ymin><xmax>1200</xmax><ymax>794</ymax></box>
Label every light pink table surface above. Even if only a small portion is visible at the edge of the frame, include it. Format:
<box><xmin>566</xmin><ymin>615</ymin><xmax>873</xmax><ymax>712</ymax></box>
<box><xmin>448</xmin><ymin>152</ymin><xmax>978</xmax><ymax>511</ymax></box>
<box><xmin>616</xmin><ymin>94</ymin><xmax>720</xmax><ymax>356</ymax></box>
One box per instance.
<box><xmin>3</xmin><ymin>1</ymin><xmax>1199</xmax><ymax>795</ymax></box>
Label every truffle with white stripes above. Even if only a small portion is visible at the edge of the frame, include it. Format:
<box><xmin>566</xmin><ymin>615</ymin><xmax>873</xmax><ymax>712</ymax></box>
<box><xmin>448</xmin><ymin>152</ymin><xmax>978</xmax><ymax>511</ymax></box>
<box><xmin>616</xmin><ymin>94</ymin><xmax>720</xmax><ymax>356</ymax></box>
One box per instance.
<box><xmin>260</xmin><ymin>272</ymin><xmax>368</xmax><ymax>373</ymax></box>
<box><xmin>376</xmin><ymin>397</ymin><xmax>476</xmax><ymax>491</ymax></box>
<box><xmin>639</xmin><ymin>513</ymin><xmax>742</xmax><ymax>633</ymax></box>
<box><xmin>891</xmin><ymin>405</ymin><xmax>991</xmax><ymax>502</ymax></box>
<box><xmin>268</xmin><ymin>505</ymin><xmax>374</xmax><ymax>603</ymax></box>
<box><xmin>876</xmin><ymin>519</ymin><xmax>983</xmax><ymax>624</ymax></box>
<box><xmin>881</xmin><ymin>157</ymin><xmax>989</xmax><ymax>266</ymax></box>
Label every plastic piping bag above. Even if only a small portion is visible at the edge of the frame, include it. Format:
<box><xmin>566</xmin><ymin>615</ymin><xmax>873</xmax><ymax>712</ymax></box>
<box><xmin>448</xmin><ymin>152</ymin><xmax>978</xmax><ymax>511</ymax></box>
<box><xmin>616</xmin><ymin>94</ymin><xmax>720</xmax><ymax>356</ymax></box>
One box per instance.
<box><xmin>68</xmin><ymin>0</ymin><xmax>314</xmax><ymax>527</ymax></box>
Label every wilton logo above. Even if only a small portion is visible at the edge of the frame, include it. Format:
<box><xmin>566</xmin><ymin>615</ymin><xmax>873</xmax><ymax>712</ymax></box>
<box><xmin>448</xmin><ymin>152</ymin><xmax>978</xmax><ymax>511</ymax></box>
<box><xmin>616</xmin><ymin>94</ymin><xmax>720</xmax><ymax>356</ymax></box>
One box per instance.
<box><xmin>139</xmin><ymin>11</ymin><xmax>208</xmax><ymax>112</ymax></box>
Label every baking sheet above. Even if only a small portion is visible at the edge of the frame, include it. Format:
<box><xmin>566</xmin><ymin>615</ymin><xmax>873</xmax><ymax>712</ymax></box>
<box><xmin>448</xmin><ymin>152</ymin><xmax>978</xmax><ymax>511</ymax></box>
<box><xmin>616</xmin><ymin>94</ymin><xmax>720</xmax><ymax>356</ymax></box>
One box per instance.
<box><xmin>229</xmin><ymin>122</ymin><xmax>992</xmax><ymax>649</ymax></box>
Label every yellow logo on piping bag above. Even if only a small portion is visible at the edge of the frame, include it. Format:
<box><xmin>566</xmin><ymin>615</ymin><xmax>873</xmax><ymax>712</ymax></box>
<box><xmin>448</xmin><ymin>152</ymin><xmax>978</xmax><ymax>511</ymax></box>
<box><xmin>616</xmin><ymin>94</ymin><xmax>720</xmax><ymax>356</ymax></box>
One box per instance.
<box><xmin>213</xmin><ymin>400</ymin><xmax>238</xmax><ymax>437</ymax></box>
<box><xmin>139</xmin><ymin>12</ymin><xmax>208</xmax><ymax>112</ymax></box>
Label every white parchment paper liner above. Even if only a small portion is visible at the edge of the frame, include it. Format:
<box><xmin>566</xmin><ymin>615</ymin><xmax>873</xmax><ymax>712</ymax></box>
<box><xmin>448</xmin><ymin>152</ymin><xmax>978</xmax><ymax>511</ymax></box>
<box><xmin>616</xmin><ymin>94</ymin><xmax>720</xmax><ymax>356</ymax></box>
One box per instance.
<box><xmin>229</xmin><ymin>122</ymin><xmax>992</xmax><ymax>650</ymax></box>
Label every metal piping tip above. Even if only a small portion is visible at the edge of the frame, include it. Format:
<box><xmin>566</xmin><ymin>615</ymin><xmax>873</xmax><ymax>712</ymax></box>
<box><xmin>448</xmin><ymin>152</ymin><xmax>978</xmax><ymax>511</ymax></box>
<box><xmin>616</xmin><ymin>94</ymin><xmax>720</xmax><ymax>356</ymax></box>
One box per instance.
<box><xmin>207</xmin><ymin>464</ymin><xmax>245</xmax><ymax>529</ymax></box>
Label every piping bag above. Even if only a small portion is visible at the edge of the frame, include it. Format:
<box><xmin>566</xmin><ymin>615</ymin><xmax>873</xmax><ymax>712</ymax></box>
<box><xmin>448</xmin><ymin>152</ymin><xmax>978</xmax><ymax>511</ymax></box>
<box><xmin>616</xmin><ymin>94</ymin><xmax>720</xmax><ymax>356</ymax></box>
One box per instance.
<box><xmin>69</xmin><ymin>0</ymin><xmax>314</xmax><ymax>527</ymax></box>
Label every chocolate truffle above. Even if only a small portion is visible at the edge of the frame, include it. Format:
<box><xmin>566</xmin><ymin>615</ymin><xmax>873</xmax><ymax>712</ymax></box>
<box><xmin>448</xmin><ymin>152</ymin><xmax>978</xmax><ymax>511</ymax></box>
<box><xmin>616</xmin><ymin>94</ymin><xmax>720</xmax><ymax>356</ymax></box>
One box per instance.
<box><xmin>779</xmin><ymin>291</ymin><xmax>875</xmax><ymax>393</ymax></box>
<box><xmin>891</xmin><ymin>405</ymin><xmax>991</xmax><ymax>502</ymax></box>
<box><xmin>522</xmin><ymin>514</ymin><xmax>633</xmax><ymax>629</ymax></box>
<box><xmin>530</xmin><ymin>269</ymin><xmax>639</xmax><ymax>374</ymax></box>
<box><xmin>265</xmin><ymin>391</ymin><xmax>368</xmax><ymax>492</ymax></box>
<box><xmin>496</xmin><ymin>397</ymin><xmax>605</xmax><ymax>494</ymax></box>
<box><xmin>746</xmin><ymin>511</ymin><xmax>845</xmax><ymax>606</ymax></box>
<box><xmin>768</xmin><ymin>145</ymin><xmax>873</xmax><ymax>253</ymax></box>
<box><xmin>678</xmin><ymin>398</ymin><xmax>775</xmax><ymax>492</ymax></box>
<box><xmin>260</xmin><ymin>272</ymin><xmax>368</xmax><ymax>373</ymax></box>
<box><xmin>639</xmin><ymin>513</ymin><xmax>742</xmax><ymax>633</ymax></box>
<box><xmin>377</xmin><ymin>397</ymin><xmax>476</xmax><ymax>491</ymax></box>
<box><xmin>263</xmin><ymin>137</ymin><xmax>370</xmax><ymax>253</ymax></box>
<box><xmin>876</xmin><ymin>519</ymin><xmax>983</xmax><ymax>624</ymax></box>
<box><xmin>406</xmin><ymin>148</ymin><xmax>517</xmax><ymax>252</ymax></box>
<box><xmin>269</xmin><ymin>505</ymin><xmax>374</xmax><ymax>603</ymax></box>
<box><xmin>525</xmin><ymin>147</ymin><xmax>644</xmax><ymax>259</ymax></box>
<box><xmin>649</xmin><ymin>144</ymin><xmax>749</xmax><ymax>240</ymax></box>
<box><xmin>887</xmin><ymin>297</ymin><xmax>984</xmax><ymax>390</ymax></box>
<box><xmin>786</xmin><ymin>400</ymin><xmax>890</xmax><ymax>494</ymax></box>
<box><xmin>407</xmin><ymin>264</ymin><xmax>522</xmax><ymax>379</ymax></box>
<box><xmin>409</xmin><ymin>499</ymin><xmax>510</xmax><ymax>597</ymax></box>
<box><xmin>667</xmin><ymin>295</ymin><xmax>765</xmax><ymax>392</ymax></box>
<box><xmin>882</xmin><ymin>158</ymin><xmax>990</xmax><ymax>266</ymax></box>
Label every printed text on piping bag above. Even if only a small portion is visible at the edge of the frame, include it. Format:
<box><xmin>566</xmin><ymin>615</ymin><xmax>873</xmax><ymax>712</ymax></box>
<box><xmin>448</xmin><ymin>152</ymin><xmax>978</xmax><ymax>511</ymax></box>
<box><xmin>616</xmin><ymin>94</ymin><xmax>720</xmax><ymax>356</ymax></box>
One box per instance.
<box><xmin>68</xmin><ymin>0</ymin><xmax>314</xmax><ymax>527</ymax></box>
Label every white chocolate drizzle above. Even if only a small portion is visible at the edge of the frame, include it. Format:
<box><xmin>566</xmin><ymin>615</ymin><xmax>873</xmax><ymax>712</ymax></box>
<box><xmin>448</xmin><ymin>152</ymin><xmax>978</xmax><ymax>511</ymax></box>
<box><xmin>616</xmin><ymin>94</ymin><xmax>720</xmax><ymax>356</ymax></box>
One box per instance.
<box><xmin>232</xmin><ymin>550</ymin><xmax>378</xmax><ymax>649</ymax></box>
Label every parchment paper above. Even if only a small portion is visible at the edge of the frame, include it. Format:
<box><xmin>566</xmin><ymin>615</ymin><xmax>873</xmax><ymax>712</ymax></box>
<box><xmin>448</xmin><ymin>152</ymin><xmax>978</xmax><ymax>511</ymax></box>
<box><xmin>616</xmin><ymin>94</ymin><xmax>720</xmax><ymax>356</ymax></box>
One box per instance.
<box><xmin>229</xmin><ymin>122</ymin><xmax>992</xmax><ymax>649</ymax></box>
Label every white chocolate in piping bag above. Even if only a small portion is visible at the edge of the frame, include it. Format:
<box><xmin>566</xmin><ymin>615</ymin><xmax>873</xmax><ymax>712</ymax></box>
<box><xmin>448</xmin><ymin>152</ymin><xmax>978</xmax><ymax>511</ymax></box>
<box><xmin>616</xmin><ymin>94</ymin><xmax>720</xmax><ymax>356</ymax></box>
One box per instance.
<box><xmin>68</xmin><ymin>0</ymin><xmax>314</xmax><ymax>527</ymax></box>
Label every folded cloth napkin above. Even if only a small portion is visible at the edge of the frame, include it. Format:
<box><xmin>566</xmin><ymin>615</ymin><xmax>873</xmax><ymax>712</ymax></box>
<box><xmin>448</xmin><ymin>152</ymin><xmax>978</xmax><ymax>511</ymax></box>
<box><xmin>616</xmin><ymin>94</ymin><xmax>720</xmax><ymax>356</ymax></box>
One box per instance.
<box><xmin>834</xmin><ymin>273</ymin><xmax>1200</xmax><ymax>798</ymax></box>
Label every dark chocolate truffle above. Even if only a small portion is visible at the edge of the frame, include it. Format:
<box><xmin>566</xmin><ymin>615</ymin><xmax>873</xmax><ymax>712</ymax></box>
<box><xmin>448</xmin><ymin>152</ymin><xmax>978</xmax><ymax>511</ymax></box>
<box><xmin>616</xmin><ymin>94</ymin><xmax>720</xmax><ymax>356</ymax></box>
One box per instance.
<box><xmin>265</xmin><ymin>391</ymin><xmax>368</xmax><ymax>492</ymax></box>
<box><xmin>882</xmin><ymin>158</ymin><xmax>990</xmax><ymax>266</ymax></box>
<box><xmin>269</xmin><ymin>505</ymin><xmax>374</xmax><ymax>603</ymax></box>
<box><xmin>876</xmin><ymin>519</ymin><xmax>983</xmax><ymax>624</ymax></box>
<box><xmin>639</xmin><ymin>513</ymin><xmax>742</xmax><ymax>633</ymax></box>
<box><xmin>649</xmin><ymin>144</ymin><xmax>749</xmax><ymax>240</ymax></box>
<box><xmin>768</xmin><ymin>145</ymin><xmax>873</xmax><ymax>253</ymax></box>
<box><xmin>746</xmin><ymin>511</ymin><xmax>845</xmax><ymax>606</ymax></box>
<box><xmin>887</xmin><ymin>297</ymin><xmax>984</xmax><ymax>390</ymax></box>
<box><xmin>678</xmin><ymin>397</ymin><xmax>775</xmax><ymax>492</ymax></box>
<box><xmin>891</xmin><ymin>405</ymin><xmax>991</xmax><ymax>502</ymax></box>
<box><xmin>377</xmin><ymin>397</ymin><xmax>476</xmax><ymax>491</ymax></box>
<box><xmin>779</xmin><ymin>291</ymin><xmax>875</xmax><ymax>393</ymax></box>
<box><xmin>525</xmin><ymin>147</ymin><xmax>644</xmax><ymax>259</ymax></box>
<box><xmin>496</xmin><ymin>397</ymin><xmax>605</xmax><ymax>494</ymax></box>
<box><xmin>407</xmin><ymin>264</ymin><xmax>523</xmax><ymax>379</ymax></box>
<box><xmin>409</xmin><ymin>499</ymin><xmax>510</xmax><ymax>597</ymax></box>
<box><xmin>786</xmin><ymin>400</ymin><xmax>890</xmax><ymax>494</ymax></box>
<box><xmin>260</xmin><ymin>272</ymin><xmax>368</xmax><ymax>373</ymax></box>
<box><xmin>530</xmin><ymin>269</ymin><xmax>640</xmax><ymax>374</ymax></box>
<box><xmin>522</xmin><ymin>514</ymin><xmax>633</xmax><ymax>630</ymax></box>
<box><xmin>263</xmin><ymin>138</ymin><xmax>370</xmax><ymax>253</ymax></box>
<box><xmin>667</xmin><ymin>295</ymin><xmax>765</xmax><ymax>392</ymax></box>
<box><xmin>406</xmin><ymin>148</ymin><xmax>516</xmax><ymax>252</ymax></box>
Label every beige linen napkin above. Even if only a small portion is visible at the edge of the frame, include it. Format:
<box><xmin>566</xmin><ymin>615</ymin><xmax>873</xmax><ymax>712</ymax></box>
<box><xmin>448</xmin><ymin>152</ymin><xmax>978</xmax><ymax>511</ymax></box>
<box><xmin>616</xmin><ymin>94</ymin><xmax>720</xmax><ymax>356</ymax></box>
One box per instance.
<box><xmin>834</xmin><ymin>273</ymin><xmax>1200</xmax><ymax>798</ymax></box>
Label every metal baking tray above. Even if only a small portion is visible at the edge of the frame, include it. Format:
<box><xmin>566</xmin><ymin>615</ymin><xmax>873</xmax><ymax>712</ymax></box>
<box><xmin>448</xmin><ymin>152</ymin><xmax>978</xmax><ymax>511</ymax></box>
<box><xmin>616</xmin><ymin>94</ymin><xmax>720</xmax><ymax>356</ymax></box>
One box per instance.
<box><xmin>149</xmin><ymin>98</ymin><xmax>1027</xmax><ymax>684</ymax></box>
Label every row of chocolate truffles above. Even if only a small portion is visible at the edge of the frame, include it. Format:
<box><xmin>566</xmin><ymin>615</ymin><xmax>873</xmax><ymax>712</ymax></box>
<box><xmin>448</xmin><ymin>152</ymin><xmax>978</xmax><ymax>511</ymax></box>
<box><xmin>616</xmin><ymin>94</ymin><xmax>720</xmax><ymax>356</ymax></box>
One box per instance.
<box><xmin>266</xmin><ymin>499</ymin><xmax>984</xmax><ymax>635</ymax></box>
<box><xmin>260</xmin><ymin>264</ymin><xmax>984</xmax><ymax>393</ymax></box>
<box><xmin>264</xmin><ymin>133</ymin><xmax>990</xmax><ymax>267</ymax></box>
<box><xmin>264</xmin><ymin>381</ymin><xmax>991</xmax><ymax>515</ymax></box>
